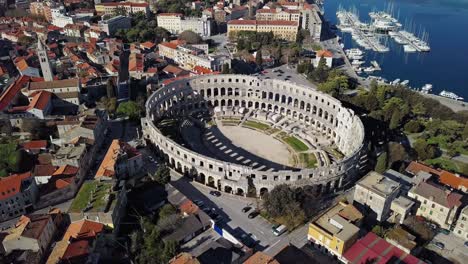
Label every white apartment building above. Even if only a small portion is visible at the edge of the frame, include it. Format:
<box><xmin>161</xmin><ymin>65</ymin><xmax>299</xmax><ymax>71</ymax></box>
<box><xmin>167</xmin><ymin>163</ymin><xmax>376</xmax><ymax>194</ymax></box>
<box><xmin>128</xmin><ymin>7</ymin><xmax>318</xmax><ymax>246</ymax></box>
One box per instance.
<box><xmin>159</xmin><ymin>41</ymin><xmax>230</xmax><ymax>72</ymax></box>
<box><xmin>408</xmin><ymin>181</ymin><xmax>463</xmax><ymax>229</ymax></box>
<box><xmin>95</xmin><ymin>2</ymin><xmax>149</xmax><ymax>17</ymax></box>
<box><xmin>157</xmin><ymin>13</ymin><xmax>212</xmax><ymax>37</ymax></box>
<box><xmin>354</xmin><ymin>171</ymin><xmax>401</xmax><ymax>221</ymax></box>
<box><xmin>98</xmin><ymin>15</ymin><xmax>132</xmax><ymax>36</ymax></box>
<box><xmin>256</xmin><ymin>7</ymin><xmax>300</xmax><ymax>22</ymax></box>
<box><xmin>454</xmin><ymin>206</ymin><xmax>468</xmax><ymax>240</ymax></box>
<box><xmin>302</xmin><ymin>5</ymin><xmax>323</xmax><ymax>41</ymax></box>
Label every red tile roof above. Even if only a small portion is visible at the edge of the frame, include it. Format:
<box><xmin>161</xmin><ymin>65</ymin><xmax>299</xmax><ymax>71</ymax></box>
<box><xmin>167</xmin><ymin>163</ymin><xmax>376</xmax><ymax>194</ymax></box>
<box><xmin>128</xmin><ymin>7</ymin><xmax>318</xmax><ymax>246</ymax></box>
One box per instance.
<box><xmin>406</xmin><ymin>161</ymin><xmax>442</xmax><ymax>176</ymax></box>
<box><xmin>193</xmin><ymin>66</ymin><xmax>213</xmax><ymax>75</ymax></box>
<box><xmin>100</xmin><ymin>2</ymin><xmax>148</xmax><ymax>7</ymax></box>
<box><xmin>439</xmin><ymin>171</ymin><xmax>468</xmax><ymax>191</ymax></box>
<box><xmin>179</xmin><ymin>199</ymin><xmax>199</xmax><ymax>215</ymax></box>
<box><xmin>228</xmin><ymin>19</ymin><xmax>298</xmax><ymax>26</ymax></box>
<box><xmin>343</xmin><ymin>232</ymin><xmax>425</xmax><ymax>264</ymax></box>
<box><xmin>0</xmin><ymin>172</ymin><xmax>32</xmax><ymax>200</ymax></box>
<box><xmin>316</xmin><ymin>49</ymin><xmax>333</xmax><ymax>58</ymax></box>
<box><xmin>28</xmin><ymin>90</ymin><xmax>52</xmax><ymax>111</ymax></box>
<box><xmin>62</xmin><ymin>240</ymin><xmax>90</xmax><ymax>260</ymax></box>
<box><xmin>411</xmin><ymin>181</ymin><xmax>462</xmax><ymax>208</ymax></box>
<box><xmin>22</xmin><ymin>140</ymin><xmax>47</xmax><ymax>150</ymax></box>
<box><xmin>64</xmin><ymin>219</ymin><xmax>104</xmax><ymax>241</ymax></box>
<box><xmin>33</xmin><ymin>164</ymin><xmax>57</xmax><ymax>176</ymax></box>
<box><xmin>0</xmin><ymin>75</ymin><xmax>30</xmax><ymax>111</ymax></box>
<box><xmin>140</xmin><ymin>41</ymin><xmax>155</xmax><ymax>49</ymax></box>
<box><xmin>53</xmin><ymin>165</ymin><xmax>79</xmax><ymax>177</ymax></box>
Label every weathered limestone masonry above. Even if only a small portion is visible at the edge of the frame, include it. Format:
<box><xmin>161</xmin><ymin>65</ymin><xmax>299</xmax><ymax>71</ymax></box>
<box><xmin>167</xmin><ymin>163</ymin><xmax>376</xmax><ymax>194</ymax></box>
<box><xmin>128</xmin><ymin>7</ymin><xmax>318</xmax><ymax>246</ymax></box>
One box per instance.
<box><xmin>142</xmin><ymin>75</ymin><xmax>366</xmax><ymax>197</ymax></box>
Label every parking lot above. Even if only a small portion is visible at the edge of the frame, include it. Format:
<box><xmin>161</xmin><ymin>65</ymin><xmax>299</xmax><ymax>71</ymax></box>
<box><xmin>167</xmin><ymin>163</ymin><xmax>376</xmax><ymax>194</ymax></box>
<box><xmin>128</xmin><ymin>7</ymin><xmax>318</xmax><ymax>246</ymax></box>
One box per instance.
<box><xmin>169</xmin><ymin>171</ymin><xmax>308</xmax><ymax>254</ymax></box>
<box><xmin>427</xmin><ymin>231</ymin><xmax>468</xmax><ymax>264</ymax></box>
<box><xmin>257</xmin><ymin>64</ymin><xmax>317</xmax><ymax>89</ymax></box>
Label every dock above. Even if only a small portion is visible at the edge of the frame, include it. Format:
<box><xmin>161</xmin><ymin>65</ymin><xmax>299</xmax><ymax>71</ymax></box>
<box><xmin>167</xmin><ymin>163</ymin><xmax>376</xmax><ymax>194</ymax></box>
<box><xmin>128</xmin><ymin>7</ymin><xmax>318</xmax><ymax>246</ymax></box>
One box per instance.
<box><xmin>370</xmin><ymin>61</ymin><xmax>381</xmax><ymax>70</ymax></box>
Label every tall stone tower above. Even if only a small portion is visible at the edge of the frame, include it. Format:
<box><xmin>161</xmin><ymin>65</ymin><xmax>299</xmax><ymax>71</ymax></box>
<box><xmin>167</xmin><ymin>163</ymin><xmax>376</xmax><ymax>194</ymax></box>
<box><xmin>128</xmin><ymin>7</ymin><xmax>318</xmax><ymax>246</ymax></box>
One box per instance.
<box><xmin>37</xmin><ymin>39</ymin><xmax>53</xmax><ymax>81</ymax></box>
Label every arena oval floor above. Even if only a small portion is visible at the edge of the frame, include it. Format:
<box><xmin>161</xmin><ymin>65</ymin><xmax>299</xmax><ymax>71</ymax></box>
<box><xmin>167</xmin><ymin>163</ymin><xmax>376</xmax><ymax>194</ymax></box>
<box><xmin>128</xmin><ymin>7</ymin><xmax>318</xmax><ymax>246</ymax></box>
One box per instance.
<box><xmin>142</xmin><ymin>74</ymin><xmax>367</xmax><ymax>197</ymax></box>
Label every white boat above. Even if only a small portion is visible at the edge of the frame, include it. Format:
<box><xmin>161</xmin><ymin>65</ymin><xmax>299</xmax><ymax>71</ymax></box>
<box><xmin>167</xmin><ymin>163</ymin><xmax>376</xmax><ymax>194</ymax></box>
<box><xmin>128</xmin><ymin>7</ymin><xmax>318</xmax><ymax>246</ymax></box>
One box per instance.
<box><xmin>439</xmin><ymin>90</ymin><xmax>464</xmax><ymax>101</ymax></box>
<box><xmin>363</xmin><ymin>67</ymin><xmax>376</xmax><ymax>73</ymax></box>
<box><xmin>403</xmin><ymin>45</ymin><xmax>417</xmax><ymax>53</ymax></box>
<box><xmin>391</xmin><ymin>78</ymin><xmax>401</xmax><ymax>85</ymax></box>
<box><xmin>345</xmin><ymin>48</ymin><xmax>364</xmax><ymax>56</ymax></box>
<box><xmin>421</xmin><ymin>84</ymin><xmax>432</xmax><ymax>94</ymax></box>
<box><xmin>401</xmin><ymin>80</ymin><xmax>410</xmax><ymax>86</ymax></box>
<box><xmin>351</xmin><ymin>60</ymin><xmax>365</xmax><ymax>65</ymax></box>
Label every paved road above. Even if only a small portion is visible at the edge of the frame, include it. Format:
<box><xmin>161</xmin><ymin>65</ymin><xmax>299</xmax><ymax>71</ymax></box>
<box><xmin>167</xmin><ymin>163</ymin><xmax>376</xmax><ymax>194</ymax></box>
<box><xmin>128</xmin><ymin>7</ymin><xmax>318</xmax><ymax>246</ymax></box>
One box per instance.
<box><xmin>259</xmin><ymin>64</ymin><xmax>316</xmax><ymax>89</ymax></box>
<box><xmin>169</xmin><ymin>171</ymin><xmax>309</xmax><ymax>254</ymax></box>
<box><xmin>428</xmin><ymin>231</ymin><xmax>468</xmax><ymax>264</ymax></box>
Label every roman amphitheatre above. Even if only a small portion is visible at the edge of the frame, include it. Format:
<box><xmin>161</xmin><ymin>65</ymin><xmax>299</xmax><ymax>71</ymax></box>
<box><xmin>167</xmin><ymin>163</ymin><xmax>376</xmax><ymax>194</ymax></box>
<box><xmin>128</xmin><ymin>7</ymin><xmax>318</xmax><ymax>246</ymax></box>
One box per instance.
<box><xmin>142</xmin><ymin>74</ymin><xmax>366</xmax><ymax>197</ymax></box>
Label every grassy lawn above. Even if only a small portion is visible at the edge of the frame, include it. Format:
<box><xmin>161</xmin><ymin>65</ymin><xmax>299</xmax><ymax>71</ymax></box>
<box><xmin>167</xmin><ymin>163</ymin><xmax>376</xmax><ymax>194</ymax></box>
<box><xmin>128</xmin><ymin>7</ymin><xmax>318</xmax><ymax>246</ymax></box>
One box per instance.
<box><xmin>69</xmin><ymin>181</ymin><xmax>113</xmax><ymax>213</ymax></box>
<box><xmin>299</xmin><ymin>153</ymin><xmax>317</xmax><ymax>168</ymax></box>
<box><xmin>265</xmin><ymin>128</ymin><xmax>281</xmax><ymax>135</ymax></box>
<box><xmin>243</xmin><ymin>120</ymin><xmax>271</xmax><ymax>131</ymax></box>
<box><xmin>283</xmin><ymin>136</ymin><xmax>309</xmax><ymax>152</ymax></box>
<box><xmin>326</xmin><ymin>147</ymin><xmax>345</xmax><ymax>160</ymax></box>
<box><xmin>221</xmin><ymin>121</ymin><xmax>240</xmax><ymax>126</ymax></box>
<box><xmin>157</xmin><ymin>118</ymin><xmax>183</xmax><ymax>143</ymax></box>
<box><xmin>425</xmin><ymin>157</ymin><xmax>461</xmax><ymax>174</ymax></box>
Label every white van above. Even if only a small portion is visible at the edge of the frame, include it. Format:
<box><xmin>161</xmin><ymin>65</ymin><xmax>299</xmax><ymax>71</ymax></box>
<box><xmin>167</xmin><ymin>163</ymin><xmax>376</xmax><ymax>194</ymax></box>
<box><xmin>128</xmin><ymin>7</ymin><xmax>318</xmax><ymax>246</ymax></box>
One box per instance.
<box><xmin>273</xmin><ymin>225</ymin><xmax>287</xmax><ymax>236</ymax></box>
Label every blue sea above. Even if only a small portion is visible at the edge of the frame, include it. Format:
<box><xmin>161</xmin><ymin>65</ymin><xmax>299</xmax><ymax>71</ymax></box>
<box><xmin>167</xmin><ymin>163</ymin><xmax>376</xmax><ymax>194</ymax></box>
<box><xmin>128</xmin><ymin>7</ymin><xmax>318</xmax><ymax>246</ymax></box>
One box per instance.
<box><xmin>322</xmin><ymin>0</ymin><xmax>468</xmax><ymax>98</ymax></box>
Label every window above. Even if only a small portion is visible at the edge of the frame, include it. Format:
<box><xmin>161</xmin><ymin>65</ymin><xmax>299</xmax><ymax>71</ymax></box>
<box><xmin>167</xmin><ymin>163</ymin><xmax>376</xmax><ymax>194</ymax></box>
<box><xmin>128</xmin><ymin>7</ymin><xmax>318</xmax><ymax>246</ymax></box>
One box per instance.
<box><xmin>274</xmin><ymin>176</ymin><xmax>278</xmax><ymax>181</ymax></box>
<box><xmin>431</xmin><ymin>204</ymin><xmax>435</xmax><ymax>208</ymax></box>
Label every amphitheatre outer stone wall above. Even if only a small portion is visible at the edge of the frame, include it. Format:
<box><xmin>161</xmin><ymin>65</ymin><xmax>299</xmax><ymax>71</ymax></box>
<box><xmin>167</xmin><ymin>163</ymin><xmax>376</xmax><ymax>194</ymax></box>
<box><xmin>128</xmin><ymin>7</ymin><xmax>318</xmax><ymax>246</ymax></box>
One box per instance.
<box><xmin>142</xmin><ymin>74</ymin><xmax>366</xmax><ymax>197</ymax></box>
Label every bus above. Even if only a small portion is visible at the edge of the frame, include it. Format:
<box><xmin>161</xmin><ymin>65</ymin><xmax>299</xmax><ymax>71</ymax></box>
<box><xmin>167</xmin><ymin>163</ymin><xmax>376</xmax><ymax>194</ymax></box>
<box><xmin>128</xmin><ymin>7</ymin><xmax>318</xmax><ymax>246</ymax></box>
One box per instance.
<box><xmin>273</xmin><ymin>225</ymin><xmax>287</xmax><ymax>236</ymax></box>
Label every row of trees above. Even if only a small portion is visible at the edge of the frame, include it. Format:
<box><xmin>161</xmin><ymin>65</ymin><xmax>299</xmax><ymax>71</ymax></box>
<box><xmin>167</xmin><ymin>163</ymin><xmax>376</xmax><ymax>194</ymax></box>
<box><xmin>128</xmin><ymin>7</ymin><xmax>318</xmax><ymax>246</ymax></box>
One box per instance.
<box><xmin>114</xmin><ymin>13</ymin><xmax>170</xmax><ymax>43</ymax></box>
<box><xmin>262</xmin><ymin>184</ymin><xmax>307</xmax><ymax>230</ymax></box>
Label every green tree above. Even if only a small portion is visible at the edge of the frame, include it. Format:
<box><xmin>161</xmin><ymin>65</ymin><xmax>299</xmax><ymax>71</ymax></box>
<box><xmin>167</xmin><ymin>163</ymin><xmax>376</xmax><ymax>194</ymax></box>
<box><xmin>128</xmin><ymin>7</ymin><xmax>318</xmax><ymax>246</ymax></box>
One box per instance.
<box><xmin>463</xmin><ymin>122</ymin><xmax>468</xmax><ymax>140</ymax></box>
<box><xmin>113</xmin><ymin>6</ymin><xmax>128</xmax><ymax>17</ymax></box>
<box><xmin>153</xmin><ymin>164</ymin><xmax>171</xmax><ymax>185</ymax></box>
<box><xmin>446</xmin><ymin>143</ymin><xmax>460</xmax><ymax>158</ymax></box>
<box><xmin>116</xmin><ymin>101</ymin><xmax>141</xmax><ymax>121</ymax></box>
<box><xmin>388</xmin><ymin>142</ymin><xmax>407</xmax><ymax>167</ymax></box>
<box><xmin>158</xmin><ymin>204</ymin><xmax>176</xmax><ymax>219</ymax></box>
<box><xmin>255</xmin><ymin>49</ymin><xmax>263</xmax><ymax>66</ymax></box>
<box><xmin>310</xmin><ymin>57</ymin><xmax>328</xmax><ymax>83</ymax></box>
<box><xmin>162</xmin><ymin>240</ymin><xmax>178</xmax><ymax>263</ymax></box>
<box><xmin>372</xmin><ymin>225</ymin><xmax>387</xmax><ymax>237</ymax></box>
<box><xmin>178</xmin><ymin>30</ymin><xmax>203</xmax><ymax>44</ymax></box>
<box><xmin>106</xmin><ymin>79</ymin><xmax>115</xmax><ymax>98</ymax></box>
<box><xmin>389</xmin><ymin>109</ymin><xmax>402</xmax><ymax>129</ymax></box>
<box><xmin>375</xmin><ymin>152</ymin><xmax>388</xmax><ymax>173</ymax></box>
<box><xmin>263</xmin><ymin>184</ymin><xmax>297</xmax><ymax>218</ymax></box>
<box><xmin>413</xmin><ymin>139</ymin><xmax>438</xmax><ymax>160</ymax></box>
<box><xmin>18</xmin><ymin>36</ymin><xmax>34</xmax><ymax>46</ymax></box>
<box><xmin>412</xmin><ymin>102</ymin><xmax>426</xmax><ymax>116</ymax></box>
<box><xmin>404</xmin><ymin>120</ymin><xmax>423</xmax><ymax>133</ymax></box>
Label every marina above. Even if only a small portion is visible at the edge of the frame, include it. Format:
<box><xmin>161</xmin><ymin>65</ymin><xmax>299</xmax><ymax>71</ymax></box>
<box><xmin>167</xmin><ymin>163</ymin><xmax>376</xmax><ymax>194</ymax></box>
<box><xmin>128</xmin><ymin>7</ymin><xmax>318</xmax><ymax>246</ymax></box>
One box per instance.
<box><xmin>336</xmin><ymin>7</ymin><xmax>430</xmax><ymax>53</ymax></box>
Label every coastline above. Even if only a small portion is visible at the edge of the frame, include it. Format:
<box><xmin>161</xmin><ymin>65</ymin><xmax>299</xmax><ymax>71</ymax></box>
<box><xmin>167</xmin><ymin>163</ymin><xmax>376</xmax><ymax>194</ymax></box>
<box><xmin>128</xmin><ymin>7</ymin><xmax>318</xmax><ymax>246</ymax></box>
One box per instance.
<box><xmin>422</xmin><ymin>94</ymin><xmax>468</xmax><ymax>112</ymax></box>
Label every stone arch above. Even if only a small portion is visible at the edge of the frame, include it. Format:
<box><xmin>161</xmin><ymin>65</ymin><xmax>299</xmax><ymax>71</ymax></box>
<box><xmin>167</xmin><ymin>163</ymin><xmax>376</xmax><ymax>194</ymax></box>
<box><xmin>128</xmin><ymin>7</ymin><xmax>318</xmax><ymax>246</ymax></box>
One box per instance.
<box><xmin>207</xmin><ymin>176</ymin><xmax>215</xmax><ymax>187</ymax></box>
<box><xmin>199</xmin><ymin>173</ymin><xmax>206</xmax><ymax>184</ymax></box>
<box><xmin>224</xmin><ymin>185</ymin><xmax>233</xmax><ymax>193</ymax></box>
<box><xmin>236</xmin><ymin>188</ymin><xmax>245</xmax><ymax>196</ymax></box>
<box><xmin>260</xmin><ymin>187</ymin><xmax>268</xmax><ymax>197</ymax></box>
<box><xmin>221</xmin><ymin>87</ymin><xmax>226</xmax><ymax>96</ymax></box>
<box><xmin>214</xmin><ymin>88</ymin><xmax>219</xmax><ymax>96</ymax></box>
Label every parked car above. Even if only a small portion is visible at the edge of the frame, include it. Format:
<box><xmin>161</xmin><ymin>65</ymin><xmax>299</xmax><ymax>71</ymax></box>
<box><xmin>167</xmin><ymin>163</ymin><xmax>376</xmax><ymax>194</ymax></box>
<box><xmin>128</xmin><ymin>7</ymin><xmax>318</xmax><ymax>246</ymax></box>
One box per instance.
<box><xmin>439</xmin><ymin>229</ymin><xmax>450</xmax><ymax>235</ymax></box>
<box><xmin>273</xmin><ymin>225</ymin><xmax>287</xmax><ymax>236</ymax></box>
<box><xmin>210</xmin><ymin>191</ymin><xmax>221</xmax><ymax>197</ymax></box>
<box><xmin>248</xmin><ymin>210</ymin><xmax>259</xmax><ymax>219</ymax></box>
<box><xmin>434</xmin><ymin>242</ymin><xmax>445</xmax><ymax>250</ymax></box>
<box><xmin>271</xmin><ymin>224</ymin><xmax>280</xmax><ymax>232</ymax></box>
<box><xmin>242</xmin><ymin>206</ymin><xmax>251</xmax><ymax>213</ymax></box>
<box><xmin>193</xmin><ymin>200</ymin><xmax>204</xmax><ymax>207</ymax></box>
<box><xmin>464</xmin><ymin>241</ymin><xmax>468</xmax><ymax>247</ymax></box>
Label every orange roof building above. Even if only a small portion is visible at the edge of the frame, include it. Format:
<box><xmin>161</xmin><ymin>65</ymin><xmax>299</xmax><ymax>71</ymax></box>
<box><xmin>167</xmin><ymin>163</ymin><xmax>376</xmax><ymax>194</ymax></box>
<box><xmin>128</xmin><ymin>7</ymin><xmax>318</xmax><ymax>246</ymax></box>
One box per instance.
<box><xmin>243</xmin><ymin>252</ymin><xmax>280</xmax><ymax>264</ymax></box>
<box><xmin>46</xmin><ymin>219</ymin><xmax>104</xmax><ymax>264</ymax></box>
<box><xmin>95</xmin><ymin>139</ymin><xmax>143</xmax><ymax>180</ymax></box>
<box><xmin>0</xmin><ymin>172</ymin><xmax>38</xmax><ymax>222</ymax></box>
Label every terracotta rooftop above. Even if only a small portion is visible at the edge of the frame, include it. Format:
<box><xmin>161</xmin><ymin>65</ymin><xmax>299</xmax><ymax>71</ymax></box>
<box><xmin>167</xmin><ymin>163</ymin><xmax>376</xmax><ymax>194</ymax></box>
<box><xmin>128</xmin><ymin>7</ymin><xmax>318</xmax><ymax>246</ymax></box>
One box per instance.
<box><xmin>228</xmin><ymin>19</ymin><xmax>298</xmax><ymax>26</ymax></box>
<box><xmin>0</xmin><ymin>172</ymin><xmax>32</xmax><ymax>200</ymax></box>
<box><xmin>439</xmin><ymin>171</ymin><xmax>468</xmax><ymax>191</ymax></box>
<box><xmin>95</xmin><ymin>139</ymin><xmax>141</xmax><ymax>179</ymax></box>
<box><xmin>20</xmin><ymin>214</ymin><xmax>52</xmax><ymax>240</ymax></box>
<box><xmin>28</xmin><ymin>78</ymin><xmax>79</xmax><ymax>90</ymax></box>
<box><xmin>411</xmin><ymin>181</ymin><xmax>463</xmax><ymax>208</ymax></box>
<box><xmin>316</xmin><ymin>49</ymin><xmax>333</xmax><ymax>58</ymax></box>
<box><xmin>170</xmin><ymin>253</ymin><xmax>200</xmax><ymax>264</ymax></box>
<box><xmin>64</xmin><ymin>219</ymin><xmax>104</xmax><ymax>241</ymax></box>
<box><xmin>62</xmin><ymin>240</ymin><xmax>90</xmax><ymax>260</ymax></box>
<box><xmin>163</xmin><ymin>65</ymin><xmax>188</xmax><ymax>76</ymax></box>
<box><xmin>243</xmin><ymin>251</ymin><xmax>279</xmax><ymax>264</ymax></box>
<box><xmin>21</xmin><ymin>140</ymin><xmax>47</xmax><ymax>151</ymax></box>
<box><xmin>28</xmin><ymin>90</ymin><xmax>52</xmax><ymax>110</ymax></box>
<box><xmin>53</xmin><ymin>165</ymin><xmax>79</xmax><ymax>177</ymax></box>
<box><xmin>179</xmin><ymin>199</ymin><xmax>199</xmax><ymax>215</ymax></box>
<box><xmin>33</xmin><ymin>164</ymin><xmax>57</xmax><ymax>176</ymax></box>
<box><xmin>0</xmin><ymin>75</ymin><xmax>30</xmax><ymax>111</ymax></box>
<box><xmin>406</xmin><ymin>161</ymin><xmax>441</xmax><ymax>176</ymax></box>
<box><xmin>99</xmin><ymin>2</ymin><xmax>149</xmax><ymax>7</ymax></box>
